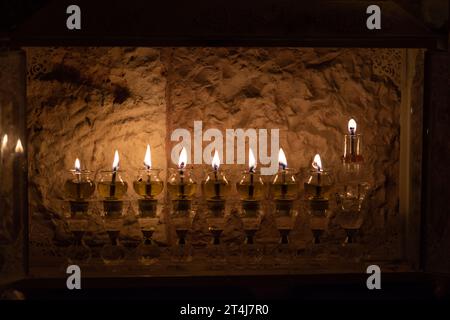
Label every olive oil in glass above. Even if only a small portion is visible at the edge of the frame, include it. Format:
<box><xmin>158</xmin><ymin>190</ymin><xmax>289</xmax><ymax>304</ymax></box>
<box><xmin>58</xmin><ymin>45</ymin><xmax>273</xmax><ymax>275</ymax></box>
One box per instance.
<box><xmin>64</xmin><ymin>171</ymin><xmax>95</xmax><ymax>201</ymax></box>
<box><xmin>97</xmin><ymin>170</ymin><xmax>128</xmax><ymax>200</ymax></box>
<box><xmin>133</xmin><ymin>169</ymin><xmax>164</xmax><ymax>199</ymax></box>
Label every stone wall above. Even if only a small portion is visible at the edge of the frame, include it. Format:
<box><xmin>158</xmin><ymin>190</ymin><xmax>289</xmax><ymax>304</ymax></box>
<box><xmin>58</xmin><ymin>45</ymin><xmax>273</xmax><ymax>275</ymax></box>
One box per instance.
<box><xmin>25</xmin><ymin>47</ymin><xmax>407</xmax><ymax>274</ymax></box>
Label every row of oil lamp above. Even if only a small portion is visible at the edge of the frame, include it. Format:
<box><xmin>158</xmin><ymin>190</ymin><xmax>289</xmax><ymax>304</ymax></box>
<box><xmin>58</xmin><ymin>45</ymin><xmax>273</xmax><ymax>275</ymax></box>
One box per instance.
<box><xmin>62</xmin><ymin>119</ymin><xmax>366</xmax><ymax>265</ymax></box>
<box><xmin>65</xmin><ymin>146</ymin><xmax>333</xmax><ymax>211</ymax></box>
<box><xmin>64</xmin><ymin>119</ymin><xmax>364</xmax><ymax>241</ymax></box>
<box><xmin>65</xmin><ymin>118</ymin><xmax>362</xmax><ymax>215</ymax></box>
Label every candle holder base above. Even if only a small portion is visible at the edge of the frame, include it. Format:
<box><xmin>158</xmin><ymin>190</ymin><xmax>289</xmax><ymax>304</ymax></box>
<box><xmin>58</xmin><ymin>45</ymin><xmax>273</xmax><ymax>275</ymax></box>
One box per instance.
<box><xmin>275</xmin><ymin>199</ymin><xmax>294</xmax><ymax>216</ymax></box>
<box><xmin>173</xmin><ymin>199</ymin><xmax>192</xmax><ymax>213</ymax></box>
<box><xmin>241</xmin><ymin>200</ymin><xmax>260</xmax><ymax>217</ymax></box>
<box><xmin>69</xmin><ymin>200</ymin><xmax>89</xmax><ymax>217</ymax></box>
<box><xmin>309</xmin><ymin>197</ymin><xmax>329</xmax><ymax>211</ymax></box>
<box><xmin>311</xmin><ymin>229</ymin><xmax>324</xmax><ymax>244</ymax></box>
<box><xmin>170</xmin><ymin>229</ymin><xmax>192</xmax><ymax>263</ymax></box>
<box><xmin>278</xmin><ymin>229</ymin><xmax>291</xmax><ymax>244</ymax></box>
<box><xmin>175</xmin><ymin>229</ymin><xmax>188</xmax><ymax>245</ymax></box>
<box><xmin>207</xmin><ymin>228</ymin><xmax>225</xmax><ymax>267</ymax></box>
<box><xmin>209</xmin><ymin>228</ymin><xmax>223</xmax><ymax>245</ymax></box>
<box><xmin>67</xmin><ymin>230</ymin><xmax>91</xmax><ymax>264</ymax></box>
<box><xmin>308</xmin><ymin>198</ymin><xmax>329</xmax><ymax>245</ymax></box>
<box><xmin>103</xmin><ymin>200</ymin><xmax>124</xmax><ymax>218</ymax></box>
<box><xmin>275</xmin><ymin>229</ymin><xmax>295</xmax><ymax>266</ymax></box>
<box><xmin>244</xmin><ymin>229</ymin><xmax>257</xmax><ymax>245</ymax></box>
<box><xmin>137</xmin><ymin>229</ymin><xmax>160</xmax><ymax>265</ymax></box>
<box><xmin>101</xmin><ymin>230</ymin><xmax>126</xmax><ymax>265</ymax></box>
<box><xmin>207</xmin><ymin>199</ymin><xmax>226</xmax><ymax>214</ymax></box>
<box><xmin>138</xmin><ymin>199</ymin><xmax>158</xmax><ymax>217</ymax></box>
<box><xmin>344</xmin><ymin>228</ymin><xmax>358</xmax><ymax>244</ymax></box>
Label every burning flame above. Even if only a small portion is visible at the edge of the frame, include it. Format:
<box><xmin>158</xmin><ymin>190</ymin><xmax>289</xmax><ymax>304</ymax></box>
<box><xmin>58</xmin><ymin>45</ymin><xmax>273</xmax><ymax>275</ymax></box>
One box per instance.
<box><xmin>15</xmin><ymin>139</ymin><xmax>24</xmax><ymax>153</ymax></box>
<box><xmin>178</xmin><ymin>147</ymin><xmax>187</xmax><ymax>169</ymax></box>
<box><xmin>278</xmin><ymin>148</ymin><xmax>287</xmax><ymax>169</ymax></box>
<box><xmin>212</xmin><ymin>150</ymin><xmax>220</xmax><ymax>170</ymax></box>
<box><xmin>348</xmin><ymin>118</ymin><xmax>357</xmax><ymax>134</ymax></box>
<box><xmin>249</xmin><ymin>148</ymin><xmax>256</xmax><ymax>172</ymax></box>
<box><xmin>1</xmin><ymin>134</ymin><xmax>7</xmax><ymax>152</ymax></box>
<box><xmin>312</xmin><ymin>154</ymin><xmax>323</xmax><ymax>172</ymax></box>
<box><xmin>112</xmin><ymin>150</ymin><xmax>120</xmax><ymax>171</ymax></box>
<box><xmin>75</xmin><ymin>158</ymin><xmax>81</xmax><ymax>172</ymax></box>
<box><xmin>144</xmin><ymin>144</ymin><xmax>152</xmax><ymax>169</ymax></box>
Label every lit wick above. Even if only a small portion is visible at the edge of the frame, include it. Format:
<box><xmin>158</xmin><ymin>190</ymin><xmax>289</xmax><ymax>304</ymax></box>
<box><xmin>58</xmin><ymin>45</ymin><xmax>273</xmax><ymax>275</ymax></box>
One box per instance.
<box><xmin>278</xmin><ymin>148</ymin><xmax>287</xmax><ymax>198</ymax></box>
<box><xmin>74</xmin><ymin>158</ymin><xmax>81</xmax><ymax>199</ymax></box>
<box><xmin>144</xmin><ymin>144</ymin><xmax>152</xmax><ymax>197</ymax></box>
<box><xmin>248</xmin><ymin>148</ymin><xmax>256</xmax><ymax>198</ymax></box>
<box><xmin>15</xmin><ymin>139</ymin><xmax>24</xmax><ymax>154</ymax></box>
<box><xmin>312</xmin><ymin>153</ymin><xmax>323</xmax><ymax>197</ymax></box>
<box><xmin>178</xmin><ymin>147</ymin><xmax>187</xmax><ymax>198</ymax></box>
<box><xmin>348</xmin><ymin>118</ymin><xmax>357</xmax><ymax>157</ymax></box>
<box><xmin>212</xmin><ymin>150</ymin><xmax>221</xmax><ymax>198</ymax></box>
<box><xmin>110</xmin><ymin>150</ymin><xmax>119</xmax><ymax>198</ymax></box>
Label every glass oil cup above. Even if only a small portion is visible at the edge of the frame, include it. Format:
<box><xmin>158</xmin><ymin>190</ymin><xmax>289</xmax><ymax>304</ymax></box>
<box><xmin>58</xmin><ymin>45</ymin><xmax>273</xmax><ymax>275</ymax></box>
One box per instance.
<box><xmin>97</xmin><ymin>170</ymin><xmax>128</xmax><ymax>217</ymax></box>
<box><xmin>64</xmin><ymin>169</ymin><xmax>95</xmax><ymax>216</ymax></box>
<box><xmin>133</xmin><ymin>168</ymin><xmax>164</xmax><ymax>217</ymax></box>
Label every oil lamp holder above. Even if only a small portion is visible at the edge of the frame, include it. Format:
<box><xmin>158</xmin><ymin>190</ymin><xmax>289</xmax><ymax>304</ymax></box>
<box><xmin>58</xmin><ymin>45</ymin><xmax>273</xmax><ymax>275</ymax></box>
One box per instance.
<box><xmin>172</xmin><ymin>199</ymin><xmax>192</xmax><ymax>213</ymax></box>
<box><xmin>275</xmin><ymin>199</ymin><xmax>295</xmax><ymax>216</ymax></box>
<box><xmin>335</xmin><ymin>182</ymin><xmax>369</xmax><ymax>245</ymax></box>
<box><xmin>308</xmin><ymin>199</ymin><xmax>330</xmax><ymax>244</ymax></box>
<box><xmin>338</xmin><ymin>131</ymin><xmax>371</xmax><ymax>246</ymax></box>
<box><xmin>236</xmin><ymin>207</ymin><xmax>263</xmax><ymax>267</ymax></box>
<box><xmin>272</xmin><ymin>213</ymin><xmax>298</xmax><ymax>266</ymax></box>
<box><xmin>66</xmin><ymin>218</ymin><xmax>91</xmax><ymax>264</ymax></box>
<box><xmin>342</xmin><ymin>133</ymin><xmax>363</xmax><ymax>164</ymax></box>
<box><xmin>242</xmin><ymin>215</ymin><xmax>262</xmax><ymax>243</ymax></box>
<box><xmin>136</xmin><ymin>217</ymin><xmax>161</xmax><ymax>265</ymax></box>
<box><xmin>236</xmin><ymin>169</ymin><xmax>265</xmax><ymax>217</ymax></box>
<box><xmin>66</xmin><ymin>230</ymin><xmax>91</xmax><ymax>264</ymax></box>
<box><xmin>203</xmin><ymin>168</ymin><xmax>231</xmax><ymax>216</ymax></box>
<box><xmin>171</xmin><ymin>215</ymin><xmax>193</xmax><ymax>243</ymax></box>
<box><xmin>241</xmin><ymin>200</ymin><xmax>260</xmax><ymax>217</ymax></box>
<box><xmin>210</xmin><ymin>228</ymin><xmax>223</xmax><ymax>245</ymax></box>
<box><xmin>63</xmin><ymin>168</ymin><xmax>95</xmax><ymax>264</ymax></box>
<box><xmin>207</xmin><ymin>199</ymin><xmax>226</xmax><ymax>215</ymax></box>
<box><xmin>133</xmin><ymin>168</ymin><xmax>164</xmax><ymax>217</ymax></box>
<box><xmin>270</xmin><ymin>167</ymin><xmax>298</xmax><ymax>217</ymax></box>
<box><xmin>103</xmin><ymin>200</ymin><xmax>124</xmax><ymax>218</ymax></box>
<box><xmin>167</xmin><ymin>167</ymin><xmax>196</xmax><ymax>215</ymax></box>
<box><xmin>206</xmin><ymin>214</ymin><xmax>225</xmax><ymax>245</ymax></box>
<box><xmin>138</xmin><ymin>199</ymin><xmax>158</xmax><ymax>217</ymax></box>
<box><xmin>344</xmin><ymin>229</ymin><xmax>357</xmax><ymax>244</ymax></box>
<box><xmin>205</xmin><ymin>211</ymin><xmax>227</xmax><ymax>267</ymax></box>
<box><xmin>64</xmin><ymin>169</ymin><xmax>96</xmax><ymax>216</ymax></box>
<box><xmin>97</xmin><ymin>169</ymin><xmax>128</xmax><ymax>218</ymax></box>
<box><xmin>170</xmin><ymin>210</ymin><xmax>195</xmax><ymax>263</ymax></box>
<box><xmin>274</xmin><ymin>214</ymin><xmax>297</xmax><ymax>245</ymax></box>
<box><xmin>304</xmin><ymin>169</ymin><xmax>333</xmax><ymax>245</ymax></box>
<box><xmin>101</xmin><ymin>230</ymin><xmax>127</xmax><ymax>265</ymax></box>
<box><xmin>69</xmin><ymin>201</ymin><xmax>89</xmax><ymax>215</ymax></box>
